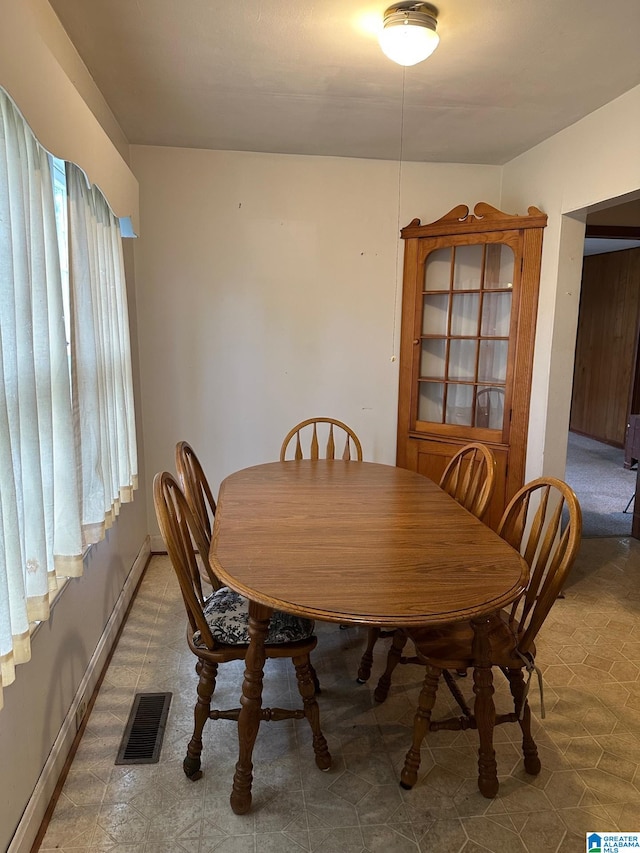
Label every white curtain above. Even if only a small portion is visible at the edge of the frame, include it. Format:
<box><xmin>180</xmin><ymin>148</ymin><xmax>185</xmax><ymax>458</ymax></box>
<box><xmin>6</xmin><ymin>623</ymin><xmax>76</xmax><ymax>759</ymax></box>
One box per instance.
<box><xmin>66</xmin><ymin>163</ymin><xmax>138</xmax><ymax>546</ymax></box>
<box><xmin>0</xmin><ymin>89</ymin><xmax>138</xmax><ymax>712</ymax></box>
<box><xmin>0</xmin><ymin>91</ymin><xmax>83</xmax><ymax>709</ymax></box>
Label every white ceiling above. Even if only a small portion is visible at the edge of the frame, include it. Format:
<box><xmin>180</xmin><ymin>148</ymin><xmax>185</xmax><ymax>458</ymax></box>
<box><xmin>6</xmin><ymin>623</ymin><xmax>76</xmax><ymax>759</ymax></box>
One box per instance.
<box><xmin>48</xmin><ymin>0</ymin><xmax>640</xmax><ymax>165</ymax></box>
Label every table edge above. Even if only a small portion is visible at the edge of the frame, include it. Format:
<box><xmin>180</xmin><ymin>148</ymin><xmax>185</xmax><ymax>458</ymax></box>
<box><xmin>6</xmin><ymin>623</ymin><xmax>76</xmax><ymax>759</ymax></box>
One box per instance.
<box><xmin>209</xmin><ymin>557</ymin><xmax>529</xmax><ymax>627</ymax></box>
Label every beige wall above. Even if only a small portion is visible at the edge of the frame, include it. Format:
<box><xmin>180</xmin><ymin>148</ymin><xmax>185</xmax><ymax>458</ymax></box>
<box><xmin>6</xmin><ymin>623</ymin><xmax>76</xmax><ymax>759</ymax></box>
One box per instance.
<box><xmin>0</xmin><ymin>0</ymin><xmax>138</xmax><ymax>228</ymax></box>
<box><xmin>131</xmin><ymin>145</ymin><xmax>502</xmax><ymax>531</ymax></box>
<box><xmin>0</xmin><ymin>3</ymin><xmax>147</xmax><ymax>850</ymax></box>
<box><xmin>28</xmin><ymin>0</ymin><xmax>131</xmax><ymax>164</ymax></box>
<box><xmin>501</xmin><ymin>84</ymin><xmax>640</xmax><ymax>480</ymax></box>
<box><xmin>133</xmin><ymin>89</ymin><xmax>640</xmax><ymax>532</ymax></box>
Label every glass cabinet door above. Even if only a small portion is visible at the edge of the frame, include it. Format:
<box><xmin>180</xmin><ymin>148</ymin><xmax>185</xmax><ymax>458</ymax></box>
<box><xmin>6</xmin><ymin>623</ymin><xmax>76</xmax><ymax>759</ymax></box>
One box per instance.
<box><xmin>417</xmin><ymin>242</ymin><xmax>514</xmax><ymax>430</ymax></box>
<box><xmin>397</xmin><ymin>202</ymin><xmax>547</xmax><ymax>529</ymax></box>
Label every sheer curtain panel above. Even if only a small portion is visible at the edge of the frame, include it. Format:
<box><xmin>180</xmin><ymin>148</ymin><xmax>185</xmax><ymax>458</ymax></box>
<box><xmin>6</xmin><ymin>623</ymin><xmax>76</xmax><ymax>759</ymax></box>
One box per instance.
<box><xmin>0</xmin><ymin>91</ymin><xmax>82</xmax><ymax>709</ymax></box>
<box><xmin>66</xmin><ymin>163</ymin><xmax>138</xmax><ymax>547</ymax></box>
<box><xmin>0</xmin><ymin>88</ymin><xmax>138</xmax><ymax>711</ymax></box>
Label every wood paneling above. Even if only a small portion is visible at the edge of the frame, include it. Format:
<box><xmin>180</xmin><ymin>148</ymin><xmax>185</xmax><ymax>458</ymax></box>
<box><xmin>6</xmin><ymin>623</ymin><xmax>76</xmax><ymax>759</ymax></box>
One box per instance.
<box><xmin>570</xmin><ymin>248</ymin><xmax>640</xmax><ymax>446</ymax></box>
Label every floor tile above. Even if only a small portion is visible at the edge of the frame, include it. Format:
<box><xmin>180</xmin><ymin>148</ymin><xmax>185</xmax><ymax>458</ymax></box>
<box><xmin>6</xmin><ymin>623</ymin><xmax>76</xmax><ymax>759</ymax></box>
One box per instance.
<box><xmin>37</xmin><ymin>539</ymin><xmax>640</xmax><ymax>850</ymax></box>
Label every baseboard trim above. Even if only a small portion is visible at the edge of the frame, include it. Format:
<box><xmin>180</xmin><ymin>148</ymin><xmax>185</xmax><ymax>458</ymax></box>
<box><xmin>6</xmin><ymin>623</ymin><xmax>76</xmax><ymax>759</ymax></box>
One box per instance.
<box><xmin>8</xmin><ymin>536</ymin><xmax>151</xmax><ymax>853</ymax></box>
<box><xmin>150</xmin><ymin>533</ymin><xmax>165</xmax><ymax>552</ymax></box>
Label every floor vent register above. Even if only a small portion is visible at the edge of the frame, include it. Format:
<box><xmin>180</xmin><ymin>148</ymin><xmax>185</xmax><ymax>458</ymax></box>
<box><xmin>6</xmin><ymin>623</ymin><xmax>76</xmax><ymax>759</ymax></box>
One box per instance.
<box><xmin>115</xmin><ymin>692</ymin><xmax>172</xmax><ymax>765</ymax></box>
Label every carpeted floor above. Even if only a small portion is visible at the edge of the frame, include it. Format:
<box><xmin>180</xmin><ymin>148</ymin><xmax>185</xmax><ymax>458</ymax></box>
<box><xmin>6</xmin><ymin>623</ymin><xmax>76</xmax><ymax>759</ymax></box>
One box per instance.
<box><xmin>564</xmin><ymin>431</ymin><xmax>637</xmax><ymax>537</ymax></box>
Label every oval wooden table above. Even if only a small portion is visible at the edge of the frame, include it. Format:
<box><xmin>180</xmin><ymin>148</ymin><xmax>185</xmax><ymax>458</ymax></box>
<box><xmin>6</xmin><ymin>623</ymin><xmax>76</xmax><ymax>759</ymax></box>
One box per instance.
<box><xmin>210</xmin><ymin>460</ymin><xmax>528</xmax><ymax>814</ymax></box>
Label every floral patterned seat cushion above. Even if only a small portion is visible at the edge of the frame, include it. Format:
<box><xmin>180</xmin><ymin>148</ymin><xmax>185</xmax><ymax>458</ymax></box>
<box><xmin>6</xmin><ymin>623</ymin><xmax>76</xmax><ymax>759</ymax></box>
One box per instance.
<box><xmin>196</xmin><ymin>587</ymin><xmax>315</xmax><ymax>646</ymax></box>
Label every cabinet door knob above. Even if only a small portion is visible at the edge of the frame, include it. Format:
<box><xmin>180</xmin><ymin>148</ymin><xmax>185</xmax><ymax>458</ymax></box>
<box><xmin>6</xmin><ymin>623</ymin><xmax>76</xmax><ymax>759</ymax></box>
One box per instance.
<box><xmin>413</xmin><ymin>339</ymin><xmax>420</xmax><ymax>345</ymax></box>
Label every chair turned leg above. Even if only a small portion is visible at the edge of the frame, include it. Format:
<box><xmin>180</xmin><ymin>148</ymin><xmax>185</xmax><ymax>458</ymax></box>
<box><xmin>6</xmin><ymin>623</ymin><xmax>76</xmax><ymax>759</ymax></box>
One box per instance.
<box><xmin>293</xmin><ymin>654</ymin><xmax>331</xmax><ymax>771</ymax></box>
<box><xmin>400</xmin><ymin>664</ymin><xmax>441</xmax><ymax>789</ymax></box>
<box><xmin>184</xmin><ymin>659</ymin><xmax>217</xmax><ymax>780</ymax></box>
<box><xmin>309</xmin><ymin>661</ymin><xmax>321</xmax><ymax>694</ymax></box>
<box><xmin>357</xmin><ymin>627</ymin><xmax>381</xmax><ymax>683</ymax></box>
<box><xmin>507</xmin><ymin>667</ymin><xmax>541</xmax><ymax>775</ymax></box>
<box><xmin>374</xmin><ymin>629</ymin><xmax>407</xmax><ymax>703</ymax></box>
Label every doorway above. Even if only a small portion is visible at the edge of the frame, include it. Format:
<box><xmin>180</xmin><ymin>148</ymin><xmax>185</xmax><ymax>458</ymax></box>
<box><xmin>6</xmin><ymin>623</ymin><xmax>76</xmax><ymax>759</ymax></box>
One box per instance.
<box><xmin>565</xmin><ymin>199</ymin><xmax>640</xmax><ymax>536</ymax></box>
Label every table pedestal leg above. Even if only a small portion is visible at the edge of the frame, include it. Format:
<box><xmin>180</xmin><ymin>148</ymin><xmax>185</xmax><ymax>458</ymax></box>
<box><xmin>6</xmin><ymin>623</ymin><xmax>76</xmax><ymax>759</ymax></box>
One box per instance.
<box><xmin>472</xmin><ymin>614</ymin><xmax>498</xmax><ymax>798</ymax></box>
<box><xmin>230</xmin><ymin>601</ymin><xmax>272</xmax><ymax>815</ymax></box>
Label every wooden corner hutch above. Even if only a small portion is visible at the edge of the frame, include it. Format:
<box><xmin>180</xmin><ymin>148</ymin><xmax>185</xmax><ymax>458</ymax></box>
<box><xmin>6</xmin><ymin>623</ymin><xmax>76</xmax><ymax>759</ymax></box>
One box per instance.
<box><xmin>396</xmin><ymin>202</ymin><xmax>547</xmax><ymax>528</ymax></box>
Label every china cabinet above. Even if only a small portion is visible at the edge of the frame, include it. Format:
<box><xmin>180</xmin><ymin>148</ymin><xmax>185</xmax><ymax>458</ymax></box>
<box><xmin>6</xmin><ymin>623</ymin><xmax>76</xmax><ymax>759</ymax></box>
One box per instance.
<box><xmin>396</xmin><ymin>202</ymin><xmax>547</xmax><ymax>528</ymax></box>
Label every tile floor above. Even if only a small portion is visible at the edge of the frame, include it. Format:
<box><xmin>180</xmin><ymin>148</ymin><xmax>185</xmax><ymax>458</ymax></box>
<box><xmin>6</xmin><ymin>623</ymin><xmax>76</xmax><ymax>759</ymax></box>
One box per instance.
<box><xmin>40</xmin><ymin>536</ymin><xmax>640</xmax><ymax>853</ymax></box>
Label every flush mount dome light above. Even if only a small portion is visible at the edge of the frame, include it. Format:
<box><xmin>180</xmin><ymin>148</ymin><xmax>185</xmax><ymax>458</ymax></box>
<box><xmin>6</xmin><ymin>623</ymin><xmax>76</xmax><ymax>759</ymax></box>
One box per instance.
<box><xmin>379</xmin><ymin>2</ymin><xmax>440</xmax><ymax>66</ymax></box>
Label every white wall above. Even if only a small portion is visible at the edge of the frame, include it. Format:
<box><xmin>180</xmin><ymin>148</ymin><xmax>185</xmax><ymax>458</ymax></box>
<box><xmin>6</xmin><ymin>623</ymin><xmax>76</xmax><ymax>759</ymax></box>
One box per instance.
<box><xmin>0</xmin><ymin>3</ymin><xmax>147</xmax><ymax>850</ymax></box>
<box><xmin>501</xmin><ymin>84</ymin><xmax>640</xmax><ymax>479</ymax></box>
<box><xmin>131</xmin><ymin>145</ymin><xmax>502</xmax><ymax>531</ymax></box>
<box><xmin>133</xmin><ymin>77</ymin><xmax>640</xmax><ymax>530</ymax></box>
<box><xmin>0</xmin><ymin>0</ymin><xmax>138</xmax><ymax>228</ymax></box>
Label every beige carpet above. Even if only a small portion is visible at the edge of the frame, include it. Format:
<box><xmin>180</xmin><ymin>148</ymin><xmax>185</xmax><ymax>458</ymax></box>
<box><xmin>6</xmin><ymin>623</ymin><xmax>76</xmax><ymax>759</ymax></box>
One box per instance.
<box><xmin>564</xmin><ymin>431</ymin><xmax>636</xmax><ymax>537</ymax></box>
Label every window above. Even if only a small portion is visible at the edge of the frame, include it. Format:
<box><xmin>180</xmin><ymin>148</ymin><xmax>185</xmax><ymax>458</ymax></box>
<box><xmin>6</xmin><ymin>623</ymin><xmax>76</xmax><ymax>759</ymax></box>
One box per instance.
<box><xmin>0</xmin><ymin>88</ymin><xmax>137</xmax><ymax>710</ymax></box>
<box><xmin>51</xmin><ymin>155</ymin><xmax>71</xmax><ymax>356</ymax></box>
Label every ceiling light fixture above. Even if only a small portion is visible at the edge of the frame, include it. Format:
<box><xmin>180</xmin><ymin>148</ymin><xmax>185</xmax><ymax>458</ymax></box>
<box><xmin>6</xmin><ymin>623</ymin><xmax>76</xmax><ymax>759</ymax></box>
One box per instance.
<box><xmin>379</xmin><ymin>2</ymin><xmax>440</xmax><ymax>66</ymax></box>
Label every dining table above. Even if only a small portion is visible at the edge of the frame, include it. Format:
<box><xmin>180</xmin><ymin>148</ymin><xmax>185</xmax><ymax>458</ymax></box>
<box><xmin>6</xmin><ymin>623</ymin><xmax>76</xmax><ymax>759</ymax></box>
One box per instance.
<box><xmin>209</xmin><ymin>459</ymin><xmax>529</xmax><ymax>814</ymax></box>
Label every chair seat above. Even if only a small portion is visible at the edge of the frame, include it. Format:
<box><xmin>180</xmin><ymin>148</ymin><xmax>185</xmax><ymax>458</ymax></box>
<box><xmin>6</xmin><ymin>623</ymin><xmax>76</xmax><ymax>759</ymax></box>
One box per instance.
<box><xmin>197</xmin><ymin>587</ymin><xmax>315</xmax><ymax>646</ymax></box>
<box><xmin>408</xmin><ymin>611</ymin><xmax>536</xmax><ymax>671</ymax></box>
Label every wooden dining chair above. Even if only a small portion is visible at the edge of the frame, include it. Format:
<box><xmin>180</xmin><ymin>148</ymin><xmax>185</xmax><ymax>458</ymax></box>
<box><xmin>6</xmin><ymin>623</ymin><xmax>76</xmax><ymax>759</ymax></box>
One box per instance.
<box><xmin>395</xmin><ymin>477</ymin><xmax>581</xmax><ymax>793</ymax></box>
<box><xmin>176</xmin><ymin>440</ymin><xmax>322</xmax><ymax>688</ymax></box>
<box><xmin>175</xmin><ymin>440</ymin><xmax>216</xmax><ymax>546</ymax></box>
<box><xmin>356</xmin><ymin>442</ymin><xmax>497</xmax><ymax>684</ymax></box>
<box><xmin>439</xmin><ymin>441</ymin><xmax>497</xmax><ymax>518</ymax></box>
<box><xmin>281</xmin><ymin>418</ymin><xmax>363</xmax><ymax>632</ymax></box>
<box><xmin>153</xmin><ymin>471</ymin><xmax>331</xmax><ymax>782</ymax></box>
<box><xmin>175</xmin><ymin>441</ymin><xmax>220</xmax><ymax>591</ymax></box>
<box><xmin>280</xmin><ymin>417</ymin><xmax>363</xmax><ymax>461</ymax></box>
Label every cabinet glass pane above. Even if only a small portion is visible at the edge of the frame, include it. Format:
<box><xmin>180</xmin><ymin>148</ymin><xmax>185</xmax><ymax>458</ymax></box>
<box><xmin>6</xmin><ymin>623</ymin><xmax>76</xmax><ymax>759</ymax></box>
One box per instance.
<box><xmin>424</xmin><ymin>248</ymin><xmax>451</xmax><ymax>291</ymax></box>
<box><xmin>450</xmin><ymin>293</ymin><xmax>479</xmax><ymax>336</ymax></box>
<box><xmin>422</xmin><ymin>294</ymin><xmax>449</xmax><ymax>335</ymax></box>
<box><xmin>418</xmin><ymin>383</ymin><xmax>444</xmax><ymax>422</ymax></box>
<box><xmin>453</xmin><ymin>245</ymin><xmax>483</xmax><ymax>290</ymax></box>
<box><xmin>476</xmin><ymin>386</ymin><xmax>505</xmax><ymax>429</ymax></box>
<box><xmin>478</xmin><ymin>340</ymin><xmax>508</xmax><ymax>383</ymax></box>
<box><xmin>421</xmin><ymin>339</ymin><xmax>446</xmax><ymax>378</ymax></box>
<box><xmin>481</xmin><ymin>291</ymin><xmax>512</xmax><ymax>336</ymax></box>
<box><xmin>484</xmin><ymin>244</ymin><xmax>515</xmax><ymax>290</ymax></box>
<box><xmin>445</xmin><ymin>384</ymin><xmax>474</xmax><ymax>426</ymax></box>
<box><xmin>448</xmin><ymin>340</ymin><xmax>477</xmax><ymax>380</ymax></box>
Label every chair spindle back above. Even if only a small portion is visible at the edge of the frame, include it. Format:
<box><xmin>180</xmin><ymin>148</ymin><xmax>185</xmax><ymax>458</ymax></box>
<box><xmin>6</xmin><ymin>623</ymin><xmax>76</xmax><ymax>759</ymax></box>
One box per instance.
<box><xmin>497</xmin><ymin>476</ymin><xmax>582</xmax><ymax>654</ymax></box>
<box><xmin>175</xmin><ymin>441</ymin><xmax>217</xmax><ymax>543</ymax></box>
<box><xmin>439</xmin><ymin>442</ymin><xmax>497</xmax><ymax>520</ymax></box>
<box><xmin>280</xmin><ymin>418</ymin><xmax>363</xmax><ymax>462</ymax></box>
<box><xmin>153</xmin><ymin>471</ymin><xmax>217</xmax><ymax>650</ymax></box>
